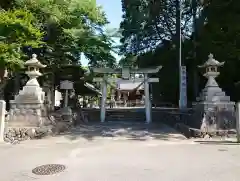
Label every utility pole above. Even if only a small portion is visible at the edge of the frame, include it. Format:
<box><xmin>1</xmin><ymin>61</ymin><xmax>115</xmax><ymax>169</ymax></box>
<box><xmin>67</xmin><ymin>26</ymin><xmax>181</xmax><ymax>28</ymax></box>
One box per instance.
<box><xmin>192</xmin><ymin>0</ymin><xmax>198</xmax><ymax>100</ymax></box>
<box><xmin>176</xmin><ymin>0</ymin><xmax>182</xmax><ymax>108</ymax></box>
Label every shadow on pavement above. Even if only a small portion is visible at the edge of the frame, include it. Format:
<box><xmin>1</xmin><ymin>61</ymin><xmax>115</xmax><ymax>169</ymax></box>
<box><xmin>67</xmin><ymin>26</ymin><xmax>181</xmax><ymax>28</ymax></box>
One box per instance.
<box><xmin>58</xmin><ymin>122</ymin><xmax>186</xmax><ymax>142</ymax></box>
<box><xmin>195</xmin><ymin>140</ymin><xmax>240</xmax><ymax>145</ymax></box>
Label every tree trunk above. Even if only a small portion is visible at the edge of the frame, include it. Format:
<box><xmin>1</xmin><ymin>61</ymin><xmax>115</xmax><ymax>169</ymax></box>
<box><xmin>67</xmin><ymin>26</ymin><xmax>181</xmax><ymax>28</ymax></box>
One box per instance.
<box><xmin>14</xmin><ymin>72</ymin><xmax>20</xmax><ymax>95</ymax></box>
<box><xmin>0</xmin><ymin>81</ymin><xmax>7</xmax><ymax>100</ymax></box>
<box><xmin>175</xmin><ymin>0</ymin><xmax>181</xmax><ymax>103</ymax></box>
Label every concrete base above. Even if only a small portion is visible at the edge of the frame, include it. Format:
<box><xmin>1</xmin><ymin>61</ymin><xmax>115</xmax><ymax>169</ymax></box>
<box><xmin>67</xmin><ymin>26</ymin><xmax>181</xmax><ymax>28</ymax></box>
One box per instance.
<box><xmin>190</xmin><ymin>101</ymin><xmax>236</xmax><ymax>130</ymax></box>
<box><xmin>60</xmin><ymin>107</ymin><xmax>73</xmax><ymax>122</ymax></box>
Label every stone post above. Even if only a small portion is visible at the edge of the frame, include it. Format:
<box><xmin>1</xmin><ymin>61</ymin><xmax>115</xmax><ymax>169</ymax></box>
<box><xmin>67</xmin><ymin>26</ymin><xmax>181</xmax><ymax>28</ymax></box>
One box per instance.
<box><xmin>100</xmin><ymin>76</ymin><xmax>107</xmax><ymax>123</ymax></box>
<box><xmin>43</xmin><ymin>82</ymin><xmax>52</xmax><ymax>111</ymax></box>
<box><xmin>0</xmin><ymin>100</ymin><xmax>6</xmax><ymax>142</ymax></box>
<box><xmin>60</xmin><ymin>80</ymin><xmax>73</xmax><ymax>122</ymax></box>
<box><xmin>144</xmin><ymin>74</ymin><xmax>151</xmax><ymax>123</ymax></box>
<box><xmin>60</xmin><ymin>80</ymin><xmax>73</xmax><ymax>108</ymax></box>
<box><xmin>64</xmin><ymin>89</ymin><xmax>69</xmax><ymax>108</ymax></box>
<box><xmin>117</xmin><ymin>90</ymin><xmax>121</xmax><ymax>101</ymax></box>
<box><xmin>123</xmin><ymin>93</ymin><xmax>128</xmax><ymax>107</ymax></box>
<box><xmin>236</xmin><ymin>102</ymin><xmax>240</xmax><ymax>143</ymax></box>
<box><xmin>110</xmin><ymin>89</ymin><xmax>115</xmax><ymax>108</ymax></box>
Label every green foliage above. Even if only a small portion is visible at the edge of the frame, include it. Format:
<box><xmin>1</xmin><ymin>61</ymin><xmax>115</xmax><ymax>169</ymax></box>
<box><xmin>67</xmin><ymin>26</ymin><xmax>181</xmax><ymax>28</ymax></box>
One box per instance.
<box><xmin>120</xmin><ymin>0</ymin><xmax>193</xmax><ymax>55</ymax></box>
<box><xmin>16</xmin><ymin>0</ymin><xmax>116</xmax><ymax>67</ymax></box>
<box><xmin>119</xmin><ymin>0</ymin><xmax>193</xmax><ymax>103</ymax></box>
<box><xmin>106</xmin><ymin>74</ymin><xmax>118</xmax><ymax>98</ymax></box>
<box><xmin>0</xmin><ymin>9</ymin><xmax>44</xmax><ymax>69</ymax></box>
<box><xmin>0</xmin><ymin>0</ymin><xmax>117</xmax><ymax>68</ymax></box>
<box><xmin>120</xmin><ymin>0</ymin><xmax>240</xmax><ymax>103</ymax></box>
<box><xmin>0</xmin><ymin>0</ymin><xmax>118</xmax><ymax>99</ymax></box>
<box><xmin>195</xmin><ymin>0</ymin><xmax>240</xmax><ymax>100</ymax></box>
<box><xmin>118</xmin><ymin>54</ymin><xmax>137</xmax><ymax>67</ymax></box>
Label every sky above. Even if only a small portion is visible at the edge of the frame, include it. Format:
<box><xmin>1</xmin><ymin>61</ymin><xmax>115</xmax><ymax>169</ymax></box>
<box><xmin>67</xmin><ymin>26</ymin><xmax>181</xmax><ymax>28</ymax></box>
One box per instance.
<box><xmin>81</xmin><ymin>0</ymin><xmax>123</xmax><ymax>66</ymax></box>
<box><xmin>97</xmin><ymin>0</ymin><xmax>122</xmax><ymax>29</ymax></box>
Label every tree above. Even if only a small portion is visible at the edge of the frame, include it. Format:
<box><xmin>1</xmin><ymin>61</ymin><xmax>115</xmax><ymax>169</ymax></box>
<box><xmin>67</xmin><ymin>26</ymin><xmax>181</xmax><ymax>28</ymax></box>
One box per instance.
<box><xmin>120</xmin><ymin>0</ymin><xmax>240</xmax><ymax>103</ymax></box>
<box><xmin>13</xmin><ymin>0</ymin><xmax>116</xmax><ymax>67</ymax></box>
<box><xmin>118</xmin><ymin>54</ymin><xmax>137</xmax><ymax>67</ymax></box>
<box><xmin>0</xmin><ymin>9</ymin><xmax>44</xmax><ymax>98</ymax></box>
<box><xmin>119</xmin><ymin>0</ymin><xmax>195</xmax><ymax>103</ymax></box>
<box><xmin>0</xmin><ymin>0</ymin><xmax>117</xmax><ymax>68</ymax></box>
<box><xmin>0</xmin><ymin>0</ymin><xmax>118</xmax><ymax>102</ymax></box>
<box><xmin>195</xmin><ymin>0</ymin><xmax>240</xmax><ymax>100</ymax></box>
<box><xmin>120</xmin><ymin>0</ymin><xmax>194</xmax><ymax>55</ymax></box>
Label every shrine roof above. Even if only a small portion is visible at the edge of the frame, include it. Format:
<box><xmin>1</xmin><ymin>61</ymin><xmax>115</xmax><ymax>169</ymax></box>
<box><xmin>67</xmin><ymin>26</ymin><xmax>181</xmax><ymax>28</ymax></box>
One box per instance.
<box><xmin>84</xmin><ymin>82</ymin><xmax>102</xmax><ymax>95</ymax></box>
<box><xmin>73</xmin><ymin>81</ymin><xmax>101</xmax><ymax>96</ymax></box>
<box><xmin>117</xmin><ymin>81</ymin><xmax>144</xmax><ymax>90</ymax></box>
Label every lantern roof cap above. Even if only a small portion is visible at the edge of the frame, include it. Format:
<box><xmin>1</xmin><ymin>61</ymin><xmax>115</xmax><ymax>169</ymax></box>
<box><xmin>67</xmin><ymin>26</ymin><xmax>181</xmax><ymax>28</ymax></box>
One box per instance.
<box><xmin>198</xmin><ymin>53</ymin><xmax>225</xmax><ymax>68</ymax></box>
<box><xmin>25</xmin><ymin>54</ymin><xmax>46</xmax><ymax>68</ymax></box>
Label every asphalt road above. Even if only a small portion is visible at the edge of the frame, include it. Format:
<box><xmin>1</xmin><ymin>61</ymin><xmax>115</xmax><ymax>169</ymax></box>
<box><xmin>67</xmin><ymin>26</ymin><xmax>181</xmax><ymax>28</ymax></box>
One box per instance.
<box><xmin>0</xmin><ymin>123</ymin><xmax>240</xmax><ymax>181</ymax></box>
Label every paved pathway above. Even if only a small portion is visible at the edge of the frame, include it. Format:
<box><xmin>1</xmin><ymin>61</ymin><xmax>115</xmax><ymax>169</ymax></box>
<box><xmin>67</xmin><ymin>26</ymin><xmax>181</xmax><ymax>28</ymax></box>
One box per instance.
<box><xmin>1</xmin><ymin>123</ymin><xmax>240</xmax><ymax>181</ymax></box>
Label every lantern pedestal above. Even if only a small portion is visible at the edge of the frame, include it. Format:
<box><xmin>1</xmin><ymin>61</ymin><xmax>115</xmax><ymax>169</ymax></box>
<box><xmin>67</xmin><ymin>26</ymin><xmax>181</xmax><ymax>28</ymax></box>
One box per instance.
<box><xmin>190</xmin><ymin>54</ymin><xmax>235</xmax><ymax>131</ymax></box>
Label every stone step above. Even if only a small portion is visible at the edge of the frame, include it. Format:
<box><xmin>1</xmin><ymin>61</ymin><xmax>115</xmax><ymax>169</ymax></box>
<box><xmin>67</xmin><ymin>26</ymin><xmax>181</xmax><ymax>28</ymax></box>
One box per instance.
<box><xmin>106</xmin><ymin>113</ymin><xmax>145</xmax><ymax>116</ymax></box>
<box><xmin>106</xmin><ymin>118</ymin><xmax>145</xmax><ymax>121</ymax></box>
<box><xmin>106</xmin><ymin>114</ymin><xmax>145</xmax><ymax>117</ymax></box>
<box><xmin>106</xmin><ymin>110</ymin><xmax>146</xmax><ymax>122</ymax></box>
<box><xmin>82</xmin><ymin>108</ymin><xmax>184</xmax><ymax>123</ymax></box>
<box><xmin>106</xmin><ymin>112</ymin><xmax>145</xmax><ymax>114</ymax></box>
<box><xmin>107</xmin><ymin>115</ymin><xmax>144</xmax><ymax>117</ymax></box>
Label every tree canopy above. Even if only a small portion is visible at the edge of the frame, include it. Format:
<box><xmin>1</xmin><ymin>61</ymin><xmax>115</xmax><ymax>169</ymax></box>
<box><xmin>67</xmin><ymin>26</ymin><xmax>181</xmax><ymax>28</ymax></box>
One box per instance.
<box><xmin>0</xmin><ymin>0</ymin><xmax>118</xmax><ymax>100</ymax></box>
<box><xmin>3</xmin><ymin>0</ymin><xmax>240</xmax><ymax>104</ymax></box>
<box><xmin>120</xmin><ymin>0</ymin><xmax>240</xmax><ymax>103</ymax></box>
<box><xmin>0</xmin><ymin>0</ymin><xmax>117</xmax><ymax>70</ymax></box>
<box><xmin>0</xmin><ymin>9</ymin><xmax>43</xmax><ymax>69</ymax></box>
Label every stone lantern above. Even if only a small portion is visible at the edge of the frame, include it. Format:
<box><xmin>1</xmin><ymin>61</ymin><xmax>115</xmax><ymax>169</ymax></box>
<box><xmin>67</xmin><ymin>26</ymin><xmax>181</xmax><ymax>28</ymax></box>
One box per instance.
<box><xmin>190</xmin><ymin>53</ymin><xmax>235</xmax><ymax>131</ymax></box>
<box><xmin>16</xmin><ymin>54</ymin><xmax>47</xmax><ymax>104</ymax></box>
<box><xmin>25</xmin><ymin>54</ymin><xmax>46</xmax><ymax>87</ymax></box>
<box><xmin>11</xmin><ymin>54</ymin><xmax>47</xmax><ymax>104</ymax></box>
<box><xmin>9</xmin><ymin>54</ymin><xmax>48</xmax><ymax>127</ymax></box>
<box><xmin>198</xmin><ymin>53</ymin><xmax>225</xmax><ymax>92</ymax></box>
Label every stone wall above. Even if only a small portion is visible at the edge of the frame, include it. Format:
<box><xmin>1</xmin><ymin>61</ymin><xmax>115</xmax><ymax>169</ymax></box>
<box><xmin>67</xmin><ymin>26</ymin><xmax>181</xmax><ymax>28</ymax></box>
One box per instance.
<box><xmin>4</xmin><ymin>114</ymin><xmax>73</xmax><ymax>144</ymax></box>
<box><xmin>2</xmin><ymin>104</ymin><xmax>74</xmax><ymax>143</ymax></box>
<box><xmin>0</xmin><ymin>100</ymin><xmax>6</xmax><ymax>142</ymax></box>
<box><xmin>4</xmin><ymin>127</ymin><xmax>52</xmax><ymax>143</ymax></box>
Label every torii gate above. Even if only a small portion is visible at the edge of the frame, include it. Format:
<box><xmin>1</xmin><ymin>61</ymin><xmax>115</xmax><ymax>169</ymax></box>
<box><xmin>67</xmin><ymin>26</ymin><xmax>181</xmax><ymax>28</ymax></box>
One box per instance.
<box><xmin>93</xmin><ymin>66</ymin><xmax>162</xmax><ymax>123</ymax></box>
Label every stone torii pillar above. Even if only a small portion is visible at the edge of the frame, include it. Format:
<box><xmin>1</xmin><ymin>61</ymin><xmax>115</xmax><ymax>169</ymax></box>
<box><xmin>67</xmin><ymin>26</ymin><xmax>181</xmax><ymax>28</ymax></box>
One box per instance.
<box><xmin>100</xmin><ymin>76</ymin><xmax>107</xmax><ymax>123</ymax></box>
<box><xmin>144</xmin><ymin>74</ymin><xmax>151</xmax><ymax>123</ymax></box>
<box><xmin>93</xmin><ymin>76</ymin><xmax>108</xmax><ymax>122</ymax></box>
